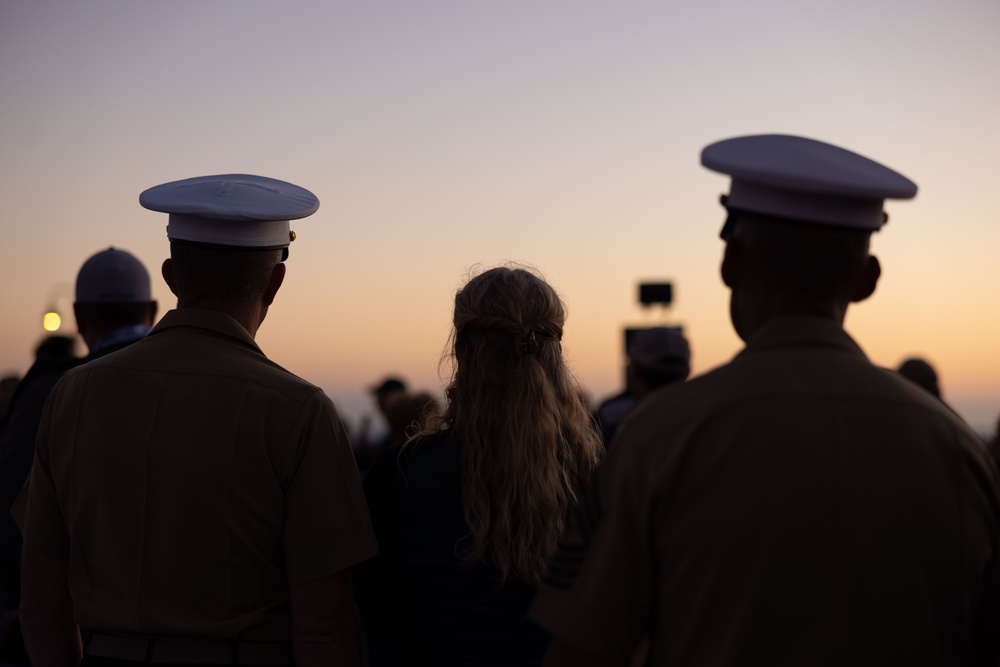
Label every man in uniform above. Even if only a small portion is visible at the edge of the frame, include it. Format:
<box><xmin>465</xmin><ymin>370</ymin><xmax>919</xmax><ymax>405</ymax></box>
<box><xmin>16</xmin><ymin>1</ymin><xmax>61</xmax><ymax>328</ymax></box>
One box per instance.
<box><xmin>2</xmin><ymin>247</ymin><xmax>157</xmax><ymax>663</ymax></box>
<box><xmin>17</xmin><ymin>175</ymin><xmax>377</xmax><ymax>666</ymax></box>
<box><xmin>531</xmin><ymin>135</ymin><xmax>1000</xmax><ymax>665</ymax></box>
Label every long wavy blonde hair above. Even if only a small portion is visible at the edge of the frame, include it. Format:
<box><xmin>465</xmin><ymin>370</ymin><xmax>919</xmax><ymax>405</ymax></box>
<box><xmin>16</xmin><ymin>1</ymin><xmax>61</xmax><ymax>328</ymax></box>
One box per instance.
<box><xmin>426</xmin><ymin>265</ymin><xmax>603</xmax><ymax>584</ymax></box>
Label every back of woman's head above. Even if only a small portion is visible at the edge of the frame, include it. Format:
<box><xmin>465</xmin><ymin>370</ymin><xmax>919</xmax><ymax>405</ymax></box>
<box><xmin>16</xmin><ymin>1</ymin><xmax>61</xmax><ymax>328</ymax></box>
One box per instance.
<box><xmin>441</xmin><ymin>265</ymin><xmax>602</xmax><ymax>584</ymax></box>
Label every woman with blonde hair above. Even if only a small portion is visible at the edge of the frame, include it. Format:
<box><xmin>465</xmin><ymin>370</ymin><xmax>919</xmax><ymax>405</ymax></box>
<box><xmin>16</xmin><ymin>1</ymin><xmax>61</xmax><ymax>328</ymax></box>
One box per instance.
<box><xmin>356</xmin><ymin>265</ymin><xmax>603</xmax><ymax>666</ymax></box>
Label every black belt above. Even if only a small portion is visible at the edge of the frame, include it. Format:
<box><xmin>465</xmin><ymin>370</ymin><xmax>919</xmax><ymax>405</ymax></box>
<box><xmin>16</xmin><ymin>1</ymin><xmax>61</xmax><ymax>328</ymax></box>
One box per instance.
<box><xmin>82</xmin><ymin>631</ymin><xmax>294</xmax><ymax>666</ymax></box>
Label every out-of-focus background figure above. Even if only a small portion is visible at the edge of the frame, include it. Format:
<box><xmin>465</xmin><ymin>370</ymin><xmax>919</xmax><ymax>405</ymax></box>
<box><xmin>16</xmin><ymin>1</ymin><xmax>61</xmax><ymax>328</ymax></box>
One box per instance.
<box><xmin>0</xmin><ymin>247</ymin><xmax>156</xmax><ymax>665</ymax></box>
<box><xmin>351</xmin><ymin>376</ymin><xmax>409</xmax><ymax>473</ymax></box>
<box><xmin>897</xmin><ymin>357</ymin><xmax>942</xmax><ymax>400</ymax></box>
<box><xmin>383</xmin><ymin>390</ymin><xmax>441</xmax><ymax>447</ymax></box>
<box><xmin>597</xmin><ymin>326</ymin><xmax>690</xmax><ymax>447</ymax></box>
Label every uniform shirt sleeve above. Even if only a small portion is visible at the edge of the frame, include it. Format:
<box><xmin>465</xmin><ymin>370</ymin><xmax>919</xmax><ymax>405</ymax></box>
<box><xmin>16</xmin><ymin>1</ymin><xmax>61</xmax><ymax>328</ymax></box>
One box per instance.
<box><xmin>529</xmin><ymin>432</ymin><xmax>655</xmax><ymax>659</ymax></box>
<box><xmin>282</xmin><ymin>390</ymin><xmax>378</xmax><ymax>587</ymax></box>
<box><xmin>19</xmin><ymin>389</ymin><xmax>71</xmax><ymax>559</ymax></box>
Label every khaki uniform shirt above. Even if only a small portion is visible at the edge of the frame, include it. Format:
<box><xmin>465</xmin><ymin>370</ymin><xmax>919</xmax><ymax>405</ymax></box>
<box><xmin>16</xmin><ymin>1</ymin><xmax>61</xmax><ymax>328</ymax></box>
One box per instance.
<box><xmin>20</xmin><ymin>309</ymin><xmax>377</xmax><ymax>640</ymax></box>
<box><xmin>532</xmin><ymin>317</ymin><xmax>1000</xmax><ymax>665</ymax></box>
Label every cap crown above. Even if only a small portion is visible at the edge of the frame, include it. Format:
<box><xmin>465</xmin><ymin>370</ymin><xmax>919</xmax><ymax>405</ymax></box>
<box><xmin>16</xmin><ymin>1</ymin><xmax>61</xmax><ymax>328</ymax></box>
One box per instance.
<box><xmin>140</xmin><ymin>174</ymin><xmax>319</xmax><ymax>249</ymax></box>
<box><xmin>702</xmin><ymin>134</ymin><xmax>917</xmax><ymax>230</ymax></box>
<box><xmin>75</xmin><ymin>247</ymin><xmax>152</xmax><ymax>304</ymax></box>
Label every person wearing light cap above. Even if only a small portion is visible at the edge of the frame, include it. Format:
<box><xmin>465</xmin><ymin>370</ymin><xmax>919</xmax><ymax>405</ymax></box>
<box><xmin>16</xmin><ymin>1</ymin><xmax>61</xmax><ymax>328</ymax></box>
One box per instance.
<box><xmin>532</xmin><ymin>135</ymin><xmax>1000</xmax><ymax>665</ymax></box>
<box><xmin>17</xmin><ymin>175</ymin><xmax>377</xmax><ymax>667</ymax></box>
<box><xmin>72</xmin><ymin>247</ymin><xmax>158</xmax><ymax>356</ymax></box>
<box><xmin>2</xmin><ymin>248</ymin><xmax>156</xmax><ymax>662</ymax></box>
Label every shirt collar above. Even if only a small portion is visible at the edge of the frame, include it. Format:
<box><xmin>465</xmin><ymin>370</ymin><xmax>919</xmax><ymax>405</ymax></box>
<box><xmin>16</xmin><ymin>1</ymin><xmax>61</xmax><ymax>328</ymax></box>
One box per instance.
<box><xmin>150</xmin><ymin>309</ymin><xmax>261</xmax><ymax>352</ymax></box>
<box><xmin>737</xmin><ymin>316</ymin><xmax>869</xmax><ymax>361</ymax></box>
<box><xmin>90</xmin><ymin>323</ymin><xmax>152</xmax><ymax>355</ymax></box>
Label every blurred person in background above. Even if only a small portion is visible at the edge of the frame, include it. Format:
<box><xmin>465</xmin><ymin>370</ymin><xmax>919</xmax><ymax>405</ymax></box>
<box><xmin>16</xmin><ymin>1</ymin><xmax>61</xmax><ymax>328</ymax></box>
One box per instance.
<box><xmin>383</xmin><ymin>390</ymin><xmax>441</xmax><ymax>448</ymax></box>
<box><xmin>596</xmin><ymin>327</ymin><xmax>690</xmax><ymax>447</ymax></box>
<box><xmin>1</xmin><ymin>247</ymin><xmax>156</xmax><ymax>664</ymax></box>
<box><xmin>352</xmin><ymin>377</ymin><xmax>408</xmax><ymax>472</ymax></box>
<box><xmin>355</xmin><ymin>265</ymin><xmax>603</xmax><ymax>666</ymax></box>
<box><xmin>896</xmin><ymin>356</ymin><xmax>942</xmax><ymax>400</ymax></box>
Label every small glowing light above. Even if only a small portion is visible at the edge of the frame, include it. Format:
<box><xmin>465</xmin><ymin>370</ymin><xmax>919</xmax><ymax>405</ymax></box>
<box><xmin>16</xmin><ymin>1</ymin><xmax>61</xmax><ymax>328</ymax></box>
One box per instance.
<box><xmin>43</xmin><ymin>311</ymin><xmax>62</xmax><ymax>332</ymax></box>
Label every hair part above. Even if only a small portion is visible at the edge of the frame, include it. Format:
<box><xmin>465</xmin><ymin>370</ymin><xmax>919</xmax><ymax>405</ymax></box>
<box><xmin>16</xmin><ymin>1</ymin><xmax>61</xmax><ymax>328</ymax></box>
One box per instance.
<box><xmin>419</xmin><ymin>265</ymin><xmax>603</xmax><ymax>584</ymax></box>
<box><xmin>169</xmin><ymin>242</ymin><xmax>282</xmax><ymax>312</ymax></box>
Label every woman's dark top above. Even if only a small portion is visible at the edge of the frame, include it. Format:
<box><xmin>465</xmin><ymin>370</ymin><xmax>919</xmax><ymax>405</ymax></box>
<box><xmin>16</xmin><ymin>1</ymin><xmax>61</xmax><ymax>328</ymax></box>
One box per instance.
<box><xmin>355</xmin><ymin>430</ymin><xmax>550</xmax><ymax>666</ymax></box>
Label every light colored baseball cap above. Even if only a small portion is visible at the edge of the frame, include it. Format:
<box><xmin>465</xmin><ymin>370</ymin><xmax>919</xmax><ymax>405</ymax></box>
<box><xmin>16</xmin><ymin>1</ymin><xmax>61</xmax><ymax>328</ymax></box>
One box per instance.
<box><xmin>75</xmin><ymin>247</ymin><xmax>152</xmax><ymax>304</ymax></box>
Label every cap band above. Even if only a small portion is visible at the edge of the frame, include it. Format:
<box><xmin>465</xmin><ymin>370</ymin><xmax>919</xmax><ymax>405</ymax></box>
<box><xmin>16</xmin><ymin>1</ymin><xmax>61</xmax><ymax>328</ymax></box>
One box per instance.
<box><xmin>167</xmin><ymin>214</ymin><xmax>292</xmax><ymax>248</ymax></box>
<box><xmin>727</xmin><ymin>180</ymin><xmax>885</xmax><ymax>230</ymax></box>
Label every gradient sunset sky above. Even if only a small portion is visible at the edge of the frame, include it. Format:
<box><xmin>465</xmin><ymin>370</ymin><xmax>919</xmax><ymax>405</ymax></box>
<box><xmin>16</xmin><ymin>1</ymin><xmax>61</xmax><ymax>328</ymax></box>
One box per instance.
<box><xmin>2</xmin><ymin>0</ymin><xmax>998</xmax><ymax>434</ymax></box>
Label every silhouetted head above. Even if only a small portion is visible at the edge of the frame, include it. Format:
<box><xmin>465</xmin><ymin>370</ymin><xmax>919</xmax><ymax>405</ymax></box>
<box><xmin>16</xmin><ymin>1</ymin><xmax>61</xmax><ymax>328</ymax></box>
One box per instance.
<box><xmin>73</xmin><ymin>247</ymin><xmax>158</xmax><ymax>350</ymax></box>
<box><xmin>702</xmin><ymin>134</ymin><xmax>916</xmax><ymax>341</ymax></box>
<box><xmin>141</xmin><ymin>174</ymin><xmax>318</xmax><ymax>337</ymax></box>
<box><xmin>627</xmin><ymin>326</ymin><xmax>691</xmax><ymax>399</ymax></box>
<box><xmin>385</xmin><ymin>390</ymin><xmax>441</xmax><ymax>445</ymax></box>
<box><xmin>721</xmin><ymin>212</ymin><xmax>880</xmax><ymax>340</ymax></box>
<box><xmin>166</xmin><ymin>243</ymin><xmax>283</xmax><ymax>314</ymax></box>
<box><xmin>897</xmin><ymin>357</ymin><xmax>941</xmax><ymax>398</ymax></box>
<box><xmin>451</xmin><ymin>266</ymin><xmax>565</xmax><ymax>379</ymax></box>
<box><xmin>436</xmin><ymin>265</ymin><xmax>602</xmax><ymax>583</ymax></box>
<box><xmin>370</xmin><ymin>376</ymin><xmax>408</xmax><ymax>414</ymax></box>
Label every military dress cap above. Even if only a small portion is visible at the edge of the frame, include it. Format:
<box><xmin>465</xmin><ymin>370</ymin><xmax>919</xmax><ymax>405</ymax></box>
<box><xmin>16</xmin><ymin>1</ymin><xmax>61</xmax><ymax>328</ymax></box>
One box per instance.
<box><xmin>75</xmin><ymin>247</ymin><xmax>153</xmax><ymax>304</ymax></box>
<box><xmin>701</xmin><ymin>134</ymin><xmax>917</xmax><ymax>232</ymax></box>
<box><xmin>139</xmin><ymin>174</ymin><xmax>319</xmax><ymax>252</ymax></box>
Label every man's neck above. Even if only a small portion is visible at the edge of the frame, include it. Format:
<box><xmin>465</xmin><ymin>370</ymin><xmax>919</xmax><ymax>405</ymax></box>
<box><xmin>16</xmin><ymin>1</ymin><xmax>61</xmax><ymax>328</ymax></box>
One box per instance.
<box><xmin>176</xmin><ymin>303</ymin><xmax>264</xmax><ymax>339</ymax></box>
<box><xmin>735</xmin><ymin>292</ymin><xmax>846</xmax><ymax>342</ymax></box>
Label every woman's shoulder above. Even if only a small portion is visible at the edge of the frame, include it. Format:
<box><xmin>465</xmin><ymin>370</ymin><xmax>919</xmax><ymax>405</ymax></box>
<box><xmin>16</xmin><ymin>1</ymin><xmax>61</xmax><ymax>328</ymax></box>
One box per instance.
<box><xmin>396</xmin><ymin>430</ymin><xmax>462</xmax><ymax>487</ymax></box>
<box><xmin>364</xmin><ymin>429</ymin><xmax>461</xmax><ymax>499</ymax></box>
<box><xmin>370</xmin><ymin>429</ymin><xmax>456</xmax><ymax>476</ymax></box>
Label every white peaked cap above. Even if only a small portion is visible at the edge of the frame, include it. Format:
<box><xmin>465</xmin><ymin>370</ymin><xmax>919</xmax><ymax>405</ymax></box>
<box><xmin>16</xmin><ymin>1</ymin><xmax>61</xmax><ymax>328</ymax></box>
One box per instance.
<box><xmin>139</xmin><ymin>174</ymin><xmax>319</xmax><ymax>249</ymax></box>
<box><xmin>701</xmin><ymin>135</ymin><xmax>917</xmax><ymax>231</ymax></box>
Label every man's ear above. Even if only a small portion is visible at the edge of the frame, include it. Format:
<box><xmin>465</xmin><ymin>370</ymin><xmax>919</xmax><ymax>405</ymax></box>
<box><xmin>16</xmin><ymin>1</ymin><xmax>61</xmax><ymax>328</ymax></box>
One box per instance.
<box><xmin>263</xmin><ymin>262</ymin><xmax>286</xmax><ymax>308</ymax></box>
<box><xmin>850</xmin><ymin>255</ymin><xmax>881</xmax><ymax>303</ymax></box>
<box><xmin>73</xmin><ymin>303</ymin><xmax>87</xmax><ymax>338</ymax></box>
<box><xmin>161</xmin><ymin>259</ymin><xmax>178</xmax><ymax>297</ymax></box>
<box><xmin>721</xmin><ymin>240</ymin><xmax>742</xmax><ymax>289</ymax></box>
